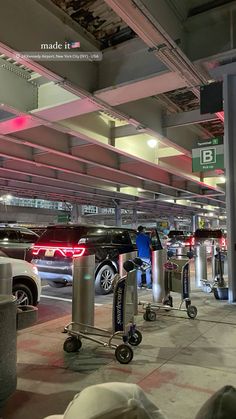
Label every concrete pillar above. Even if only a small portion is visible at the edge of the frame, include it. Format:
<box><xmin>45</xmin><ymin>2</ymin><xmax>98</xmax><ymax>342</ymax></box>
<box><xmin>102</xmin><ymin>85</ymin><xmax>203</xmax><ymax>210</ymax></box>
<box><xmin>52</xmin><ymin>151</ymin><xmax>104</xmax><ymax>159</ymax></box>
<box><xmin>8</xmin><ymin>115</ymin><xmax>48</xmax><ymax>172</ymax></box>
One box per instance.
<box><xmin>71</xmin><ymin>204</ymin><xmax>83</xmax><ymax>223</ymax></box>
<box><xmin>212</xmin><ymin>218</ymin><xmax>220</xmax><ymax>229</ymax></box>
<box><xmin>192</xmin><ymin>215</ymin><xmax>199</xmax><ymax>232</ymax></box>
<box><xmin>131</xmin><ymin>208</ymin><xmax>137</xmax><ymax>229</ymax></box>
<box><xmin>115</xmin><ymin>202</ymin><xmax>122</xmax><ymax>227</ymax></box>
<box><xmin>223</xmin><ymin>74</ymin><xmax>236</xmax><ymax>302</ymax></box>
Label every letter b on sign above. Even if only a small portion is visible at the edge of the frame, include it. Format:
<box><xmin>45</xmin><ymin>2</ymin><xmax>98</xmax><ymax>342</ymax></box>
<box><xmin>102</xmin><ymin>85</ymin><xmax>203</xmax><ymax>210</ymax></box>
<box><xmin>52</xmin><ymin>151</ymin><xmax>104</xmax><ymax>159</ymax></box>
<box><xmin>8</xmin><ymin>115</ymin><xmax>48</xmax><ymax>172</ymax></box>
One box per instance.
<box><xmin>200</xmin><ymin>148</ymin><xmax>216</xmax><ymax>165</ymax></box>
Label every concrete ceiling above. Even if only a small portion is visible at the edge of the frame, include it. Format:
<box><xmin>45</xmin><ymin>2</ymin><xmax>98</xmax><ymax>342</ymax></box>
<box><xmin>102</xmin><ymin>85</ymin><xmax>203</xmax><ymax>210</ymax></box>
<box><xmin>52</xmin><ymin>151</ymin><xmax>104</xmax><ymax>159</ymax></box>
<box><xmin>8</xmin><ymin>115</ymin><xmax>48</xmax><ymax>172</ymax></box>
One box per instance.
<box><xmin>0</xmin><ymin>0</ymin><xmax>231</xmax><ymax>217</ymax></box>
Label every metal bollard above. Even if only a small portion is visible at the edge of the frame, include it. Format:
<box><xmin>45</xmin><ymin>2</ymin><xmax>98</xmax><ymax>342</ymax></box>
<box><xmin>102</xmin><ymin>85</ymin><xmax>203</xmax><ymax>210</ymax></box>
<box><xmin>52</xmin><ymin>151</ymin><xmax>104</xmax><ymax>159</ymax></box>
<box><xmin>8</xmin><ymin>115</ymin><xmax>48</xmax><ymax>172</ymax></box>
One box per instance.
<box><xmin>0</xmin><ymin>296</ymin><xmax>17</xmax><ymax>413</ymax></box>
<box><xmin>119</xmin><ymin>251</ymin><xmax>137</xmax><ymax>277</ymax></box>
<box><xmin>195</xmin><ymin>245</ymin><xmax>207</xmax><ymax>288</ymax></box>
<box><xmin>211</xmin><ymin>245</ymin><xmax>217</xmax><ymax>280</ymax></box>
<box><xmin>72</xmin><ymin>254</ymin><xmax>95</xmax><ymax>332</ymax></box>
<box><xmin>152</xmin><ymin>249</ymin><xmax>167</xmax><ymax>303</ymax></box>
<box><xmin>0</xmin><ymin>261</ymin><xmax>12</xmax><ymax>295</ymax></box>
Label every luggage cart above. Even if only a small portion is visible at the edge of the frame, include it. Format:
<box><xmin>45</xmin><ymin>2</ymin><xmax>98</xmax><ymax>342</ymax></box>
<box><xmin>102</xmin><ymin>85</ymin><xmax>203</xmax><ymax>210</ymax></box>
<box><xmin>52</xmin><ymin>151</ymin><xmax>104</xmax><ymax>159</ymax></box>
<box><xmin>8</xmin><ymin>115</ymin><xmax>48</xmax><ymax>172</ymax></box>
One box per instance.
<box><xmin>201</xmin><ymin>246</ymin><xmax>227</xmax><ymax>293</ymax></box>
<box><xmin>139</xmin><ymin>252</ymin><xmax>198</xmax><ymax>321</ymax></box>
<box><xmin>63</xmin><ymin>262</ymin><xmax>142</xmax><ymax>364</ymax></box>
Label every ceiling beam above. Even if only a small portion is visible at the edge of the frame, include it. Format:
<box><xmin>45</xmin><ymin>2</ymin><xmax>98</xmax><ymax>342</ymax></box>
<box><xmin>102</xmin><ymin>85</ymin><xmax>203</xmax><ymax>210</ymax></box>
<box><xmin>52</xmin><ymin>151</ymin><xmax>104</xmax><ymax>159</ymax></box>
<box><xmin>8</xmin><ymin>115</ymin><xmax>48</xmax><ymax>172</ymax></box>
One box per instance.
<box><xmin>163</xmin><ymin>109</ymin><xmax>218</xmax><ymax>128</ymax></box>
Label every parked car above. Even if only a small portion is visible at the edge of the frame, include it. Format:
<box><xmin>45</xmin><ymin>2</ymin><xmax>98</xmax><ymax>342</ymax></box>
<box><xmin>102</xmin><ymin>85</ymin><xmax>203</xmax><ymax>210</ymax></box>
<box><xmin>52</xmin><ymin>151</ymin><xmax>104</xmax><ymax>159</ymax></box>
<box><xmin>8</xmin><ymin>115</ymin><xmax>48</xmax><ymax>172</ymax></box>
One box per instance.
<box><xmin>0</xmin><ymin>226</ymin><xmax>39</xmax><ymax>260</ymax></box>
<box><xmin>31</xmin><ymin>225</ymin><xmax>138</xmax><ymax>295</ymax></box>
<box><xmin>0</xmin><ymin>249</ymin><xmax>41</xmax><ymax>306</ymax></box>
<box><xmin>167</xmin><ymin>230</ymin><xmax>194</xmax><ymax>251</ymax></box>
<box><xmin>194</xmin><ymin>229</ymin><xmax>227</xmax><ymax>254</ymax></box>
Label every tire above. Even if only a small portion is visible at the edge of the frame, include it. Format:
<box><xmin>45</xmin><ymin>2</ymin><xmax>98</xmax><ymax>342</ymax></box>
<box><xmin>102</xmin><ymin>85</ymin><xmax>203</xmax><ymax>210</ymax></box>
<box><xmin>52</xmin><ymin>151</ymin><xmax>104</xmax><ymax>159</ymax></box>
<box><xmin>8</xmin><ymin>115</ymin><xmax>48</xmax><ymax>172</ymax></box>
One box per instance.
<box><xmin>115</xmin><ymin>344</ymin><xmax>133</xmax><ymax>364</ymax></box>
<box><xmin>63</xmin><ymin>336</ymin><xmax>82</xmax><ymax>353</ymax></box>
<box><xmin>145</xmin><ymin>310</ymin><xmax>156</xmax><ymax>322</ymax></box>
<box><xmin>187</xmin><ymin>305</ymin><xmax>197</xmax><ymax>319</ymax></box>
<box><xmin>95</xmin><ymin>264</ymin><xmax>115</xmax><ymax>295</ymax></box>
<box><xmin>47</xmin><ymin>281</ymin><xmax>66</xmax><ymax>288</ymax></box>
<box><xmin>12</xmin><ymin>283</ymin><xmax>33</xmax><ymax>306</ymax></box>
<box><xmin>128</xmin><ymin>330</ymin><xmax>142</xmax><ymax>346</ymax></box>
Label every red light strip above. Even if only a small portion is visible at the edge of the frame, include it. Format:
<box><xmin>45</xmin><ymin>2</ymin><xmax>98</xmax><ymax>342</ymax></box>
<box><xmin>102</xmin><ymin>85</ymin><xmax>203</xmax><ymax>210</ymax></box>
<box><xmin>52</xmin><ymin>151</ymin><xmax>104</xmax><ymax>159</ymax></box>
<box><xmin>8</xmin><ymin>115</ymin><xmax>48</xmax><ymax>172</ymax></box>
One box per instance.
<box><xmin>32</xmin><ymin>246</ymin><xmax>85</xmax><ymax>257</ymax></box>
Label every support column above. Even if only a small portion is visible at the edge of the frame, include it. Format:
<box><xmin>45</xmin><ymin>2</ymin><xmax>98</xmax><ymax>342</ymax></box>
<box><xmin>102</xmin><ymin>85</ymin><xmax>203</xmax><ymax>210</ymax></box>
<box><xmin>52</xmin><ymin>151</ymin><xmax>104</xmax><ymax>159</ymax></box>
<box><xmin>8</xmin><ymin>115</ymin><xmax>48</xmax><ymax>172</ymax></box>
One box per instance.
<box><xmin>192</xmin><ymin>215</ymin><xmax>199</xmax><ymax>232</ymax></box>
<box><xmin>212</xmin><ymin>218</ymin><xmax>220</xmax><ymax>229</ymax></box>
<box><xmin>223</xmin><ymin>74</ymin><xmax>236</xmax><ymax>302</ymax></box>
<box><xmin>131</xmin><ymin>208</ymin><xmax>137</xmax><ymax>229</ymax></box>
<box><xmin>71</xmin><ymin>204</ymin><xmax>83</xmax><ymax>223</ymax></box>
<box><xmin>114</xmin><ymin>201</ymin><xmax>122</xmax><ymax>227</ymax></box>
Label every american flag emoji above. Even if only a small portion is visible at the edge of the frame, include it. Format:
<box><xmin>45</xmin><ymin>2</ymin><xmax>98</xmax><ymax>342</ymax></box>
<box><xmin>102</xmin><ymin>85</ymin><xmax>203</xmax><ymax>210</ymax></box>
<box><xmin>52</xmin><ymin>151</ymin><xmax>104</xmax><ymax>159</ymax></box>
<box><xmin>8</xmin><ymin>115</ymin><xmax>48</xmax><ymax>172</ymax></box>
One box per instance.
<box><xmin>70</xmin><ymin>41</ymin><xmax>81</xmax><ymax>48</ymax></box>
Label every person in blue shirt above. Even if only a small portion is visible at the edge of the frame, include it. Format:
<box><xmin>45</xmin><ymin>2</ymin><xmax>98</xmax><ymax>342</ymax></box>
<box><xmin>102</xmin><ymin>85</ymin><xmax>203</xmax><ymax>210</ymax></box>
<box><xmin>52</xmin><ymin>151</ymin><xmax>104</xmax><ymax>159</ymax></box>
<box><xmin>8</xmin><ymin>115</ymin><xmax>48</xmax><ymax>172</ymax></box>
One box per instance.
<box><xmin>136</xmin><ymin>225</ymin><xmax>152</xmax><ymax>289</ymax></box>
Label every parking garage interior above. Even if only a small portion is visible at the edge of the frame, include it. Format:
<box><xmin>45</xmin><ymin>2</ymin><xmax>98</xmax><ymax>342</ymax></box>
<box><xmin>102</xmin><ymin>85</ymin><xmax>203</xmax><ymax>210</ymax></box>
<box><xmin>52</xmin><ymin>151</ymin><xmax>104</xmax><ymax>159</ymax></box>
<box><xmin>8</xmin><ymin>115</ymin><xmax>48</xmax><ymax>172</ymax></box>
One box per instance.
<box><xmin>0</xmin><ymin>0</ymin><xmax>236</xmax><ymax>418</ymax></box>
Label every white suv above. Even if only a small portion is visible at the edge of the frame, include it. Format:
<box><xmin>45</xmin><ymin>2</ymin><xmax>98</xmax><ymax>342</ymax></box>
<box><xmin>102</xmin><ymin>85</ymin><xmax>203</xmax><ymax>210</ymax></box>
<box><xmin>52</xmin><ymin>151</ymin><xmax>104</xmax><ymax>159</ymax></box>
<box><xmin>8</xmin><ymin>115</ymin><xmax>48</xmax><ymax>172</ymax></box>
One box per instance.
<box><xmin>0</xmin><ymin>250</ymin><xmax>41</xmax><ymax>306</ymax></box>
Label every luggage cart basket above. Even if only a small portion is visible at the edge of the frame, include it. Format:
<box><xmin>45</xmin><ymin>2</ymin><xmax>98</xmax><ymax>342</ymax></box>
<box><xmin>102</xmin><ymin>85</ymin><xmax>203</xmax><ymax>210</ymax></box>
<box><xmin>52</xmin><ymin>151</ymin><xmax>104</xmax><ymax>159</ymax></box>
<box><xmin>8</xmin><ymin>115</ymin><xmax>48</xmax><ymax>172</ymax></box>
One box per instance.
<box><xmin>63</xmin><ymin>260</ymin><xmax>142</xmax><ymax>364</ymax></box>
<box><xmin>139</xmin><ymin>251</ymin><xmax>198</xmax><ymax>321</ymax></box>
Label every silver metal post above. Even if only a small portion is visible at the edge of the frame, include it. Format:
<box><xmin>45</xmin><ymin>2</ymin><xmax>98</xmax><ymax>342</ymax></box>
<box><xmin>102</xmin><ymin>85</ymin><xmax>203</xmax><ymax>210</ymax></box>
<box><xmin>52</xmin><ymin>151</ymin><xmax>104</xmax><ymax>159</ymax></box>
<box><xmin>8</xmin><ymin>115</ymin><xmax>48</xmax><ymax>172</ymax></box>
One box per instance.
<box><xmin>223</xmin><ymin>74</ymin><xmax>236</xmax><ymax>302</ymax></box>
<box><xmin>152</xmin><ymin>249</ymin><xmax>167</xmax><ymax>303</ymax></box>
<box><xmin>212</xmin><ymin>244</ymin><xmax>217</xmax><ymax>281</ymax></box>
<box><xmin>72</xmin><ymin>254</ymin><xmax>95</xmax><ymax>331</ymax></box>
<box><xmin>119</xmin><ymin>251</ymin><xmax>137</xmax><ymax>277</ymax></box>
<box><xmin>0</xmin><ymin>261</ymin><xmax>12</xmax><ymax>295</ymax></box>
<box><xmin>195</xmin><ymin>245</ymin><xmax>207</xmax><ymax>288</ymax></box>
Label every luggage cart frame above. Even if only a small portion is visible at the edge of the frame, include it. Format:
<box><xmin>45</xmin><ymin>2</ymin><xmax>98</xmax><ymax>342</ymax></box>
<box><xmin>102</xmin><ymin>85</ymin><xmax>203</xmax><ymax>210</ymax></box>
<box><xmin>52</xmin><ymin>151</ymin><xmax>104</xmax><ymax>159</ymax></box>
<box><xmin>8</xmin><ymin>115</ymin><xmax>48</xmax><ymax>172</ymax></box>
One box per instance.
<box><xmin>63</xmin><ymin>268</ymin><xmax>142</xmax><ymax>364</ymax></box>
<box><xmin>139</xmin><ymin>253</ymin><xmax>197</xmax><ymax>321</ymax></box>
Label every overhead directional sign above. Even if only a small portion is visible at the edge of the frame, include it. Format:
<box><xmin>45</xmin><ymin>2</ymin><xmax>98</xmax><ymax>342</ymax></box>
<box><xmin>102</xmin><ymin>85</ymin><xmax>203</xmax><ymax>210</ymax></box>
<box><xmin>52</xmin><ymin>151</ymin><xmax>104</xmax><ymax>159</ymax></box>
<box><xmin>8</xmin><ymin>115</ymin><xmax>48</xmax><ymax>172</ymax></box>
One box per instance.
<box><xmin>192</xmin><ymin>137</ymin><xmax>224</xmax><ymax>172</ymax></box>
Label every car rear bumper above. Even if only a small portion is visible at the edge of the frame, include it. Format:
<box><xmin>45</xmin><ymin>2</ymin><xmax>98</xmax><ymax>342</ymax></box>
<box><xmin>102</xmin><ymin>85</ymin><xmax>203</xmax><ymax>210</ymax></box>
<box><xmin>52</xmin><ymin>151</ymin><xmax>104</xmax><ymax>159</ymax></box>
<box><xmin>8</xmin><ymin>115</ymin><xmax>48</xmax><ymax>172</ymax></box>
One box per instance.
<box><xmin>32</xmin><ymin>261</ymin><xmax>73</xmax><ymax>283</ymax></box>
<box><xmin>39</xmin><ymin>271</ymin><xmax>73</xmax><ymax>283</ymax></box>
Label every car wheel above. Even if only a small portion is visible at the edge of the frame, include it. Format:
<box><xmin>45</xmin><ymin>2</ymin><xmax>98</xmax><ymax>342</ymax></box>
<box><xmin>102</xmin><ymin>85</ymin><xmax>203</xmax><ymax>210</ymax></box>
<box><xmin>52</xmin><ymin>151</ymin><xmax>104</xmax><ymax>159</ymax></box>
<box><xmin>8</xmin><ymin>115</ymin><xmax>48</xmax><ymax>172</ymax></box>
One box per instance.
<box><xmin>47</xmin><ymin>281</ymin><xmax>66</xmax><ymax>288</ymax></box>
<box><xmin>95</xmin><ymin>264</ymin><xmax>115</xmax><ymax>295</ymax></box>
<box><xmin>12</xmin><ymin>283</ymin><xmax>33</xmax><ymax>306</ymax></box>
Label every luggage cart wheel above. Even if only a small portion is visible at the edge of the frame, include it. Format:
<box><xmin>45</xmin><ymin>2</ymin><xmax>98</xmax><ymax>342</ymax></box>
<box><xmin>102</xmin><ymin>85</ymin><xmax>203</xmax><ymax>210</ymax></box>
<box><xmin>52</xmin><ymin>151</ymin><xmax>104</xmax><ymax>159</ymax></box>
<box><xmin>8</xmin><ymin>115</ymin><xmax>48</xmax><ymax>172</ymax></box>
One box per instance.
<box><xmin>63</xmin><ymin>336</ymin><xmax>82</xmax><ymax>353</ymax></box>
<box><xmin>144</xmin><ymin>310</ymin><xmax>156</xmax><ymax>322</ymax></box>
<box><xmin>164</xmin><ymin>296</ymin><xmax>173</xmax><ymax>311</ymax></box>
<box><xmin>128</xmin><ymin>329</ymin><xmax>142</xmax><ymax>346</ymax></box>
<box><xmin>187</xmin><ymin>305</ymin><xmax>197</xmax><ymax>319</ymax></box>
<box><xmin>115</xmin><ymin>344</ymin><xmax>133</xmax><ymax>364</ymax></box>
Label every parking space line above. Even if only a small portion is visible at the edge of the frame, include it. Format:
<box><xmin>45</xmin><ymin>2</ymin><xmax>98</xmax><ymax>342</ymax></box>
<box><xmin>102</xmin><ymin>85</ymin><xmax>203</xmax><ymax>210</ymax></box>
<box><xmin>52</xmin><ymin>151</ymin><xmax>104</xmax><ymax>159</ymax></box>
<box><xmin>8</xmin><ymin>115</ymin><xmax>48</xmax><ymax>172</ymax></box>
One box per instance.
<box><xmin>41</xmin><ymin>294</ymin><xmax>103</xmax><ymax>306</ymax></box>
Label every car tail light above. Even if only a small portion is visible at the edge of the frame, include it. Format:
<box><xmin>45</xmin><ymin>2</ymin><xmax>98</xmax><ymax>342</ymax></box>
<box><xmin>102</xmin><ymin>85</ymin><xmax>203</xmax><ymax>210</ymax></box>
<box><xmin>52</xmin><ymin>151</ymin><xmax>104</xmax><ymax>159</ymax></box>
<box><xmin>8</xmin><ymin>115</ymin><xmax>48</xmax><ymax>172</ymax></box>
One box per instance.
<box><xmin>185</xmin><ymin>237</ymin><xmax>195</xmax><ymax>246</ymax></box>
<box><xmin>32</xmin><ymin>245</ymin><xmax>86</xmax><ymax>258</ymax></box>
<box><xmin>220</xmin><ymin>237</ymin><xmax>226</xmax><ymax>248</ymax></box>
<box><xmin>190</xmin><ymin>237</ymin><xmax>195</xmax><ymax>246</ymax></box>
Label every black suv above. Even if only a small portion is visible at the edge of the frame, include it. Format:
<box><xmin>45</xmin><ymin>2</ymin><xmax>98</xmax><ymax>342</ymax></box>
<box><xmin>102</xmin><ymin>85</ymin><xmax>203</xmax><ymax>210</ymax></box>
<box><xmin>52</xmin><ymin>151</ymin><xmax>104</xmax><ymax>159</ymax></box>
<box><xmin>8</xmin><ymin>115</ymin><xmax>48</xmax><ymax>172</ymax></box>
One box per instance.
<box><xmin>31</xmin><ymin>225</ymin><xmax>137</xmax><ymax>294</ymax></box>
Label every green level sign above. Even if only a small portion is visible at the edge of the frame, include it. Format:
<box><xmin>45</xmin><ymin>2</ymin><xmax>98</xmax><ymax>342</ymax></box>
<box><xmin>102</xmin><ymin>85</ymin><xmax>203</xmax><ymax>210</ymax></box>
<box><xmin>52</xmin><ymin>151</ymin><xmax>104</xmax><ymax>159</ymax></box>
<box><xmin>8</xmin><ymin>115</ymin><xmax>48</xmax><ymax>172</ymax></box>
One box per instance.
<box><xmin>192</xmin><ymin>137</ymin><xmax>224</xmax><ymax>172</ymax></box>
<box><xmin>57</xmin><ymin>213</ymin><xmax>70</xmax><ymax>223</ymax></box>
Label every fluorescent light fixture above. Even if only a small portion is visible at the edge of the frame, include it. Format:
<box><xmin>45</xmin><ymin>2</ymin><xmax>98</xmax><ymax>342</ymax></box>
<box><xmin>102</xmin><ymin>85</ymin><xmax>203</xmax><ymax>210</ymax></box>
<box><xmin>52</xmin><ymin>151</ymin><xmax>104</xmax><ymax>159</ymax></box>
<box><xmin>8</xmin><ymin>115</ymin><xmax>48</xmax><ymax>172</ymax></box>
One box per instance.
<box><xmin>6</xmin><ymin>194</ymin><xmax>12</xmax><ymax>200</ymax></box>
<box><xmin>208</xmin><ymin>212</ymin><xmax>214</xmax><ymax>217</ymax></box>
<box><xmin>147</xmin><ymin>138</ymin><xmax>158</xmax><ymax>148</ymax></box>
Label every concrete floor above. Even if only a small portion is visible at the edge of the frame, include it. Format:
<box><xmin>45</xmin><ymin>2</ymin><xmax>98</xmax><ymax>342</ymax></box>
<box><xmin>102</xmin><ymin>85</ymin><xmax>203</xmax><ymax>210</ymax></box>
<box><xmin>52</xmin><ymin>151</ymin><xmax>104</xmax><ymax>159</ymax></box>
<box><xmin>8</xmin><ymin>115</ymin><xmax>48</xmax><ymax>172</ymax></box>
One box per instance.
<box><xmin>3</xmin><ymin>286</ymin><xmax>236</xmax><ymax>419</ymax></box>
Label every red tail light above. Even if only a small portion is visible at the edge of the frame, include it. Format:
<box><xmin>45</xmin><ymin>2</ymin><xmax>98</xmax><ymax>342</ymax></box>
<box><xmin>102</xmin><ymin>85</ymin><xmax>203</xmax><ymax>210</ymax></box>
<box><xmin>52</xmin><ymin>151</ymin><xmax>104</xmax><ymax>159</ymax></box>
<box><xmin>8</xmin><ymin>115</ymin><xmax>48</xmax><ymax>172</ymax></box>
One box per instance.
<box><xmin>185</xmin><ymin>237</ymin><xmax>195</xmax><ymax>246</ymax></box>
<box><xmin>32</xmin><ymin>245</ymin><xmax>85</xmax><ymax>258</ymax></box>
<box><xmin>220</xmin><ymin>237</ymin><xmax>226</xmax><ymax>247</ymax></box>
<box><xmin>190</xmin><ymin>237</ymin><xmax>195</xmax><ymax>246</ymax></box>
